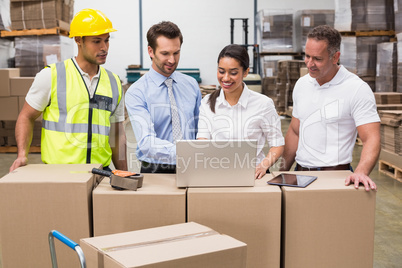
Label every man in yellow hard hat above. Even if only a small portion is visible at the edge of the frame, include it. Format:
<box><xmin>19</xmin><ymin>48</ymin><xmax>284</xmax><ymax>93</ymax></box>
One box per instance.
<box><xmin>9</xmin><ymin>9</ymin><xmax>127</xmax><ymax>172</ymax></box>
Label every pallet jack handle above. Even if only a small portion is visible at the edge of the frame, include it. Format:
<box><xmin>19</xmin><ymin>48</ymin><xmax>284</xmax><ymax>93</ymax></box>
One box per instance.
<box><xmin>48</xmin><ymin>230</ymin><xmax>86</xmax><ymax>268</ymax></box>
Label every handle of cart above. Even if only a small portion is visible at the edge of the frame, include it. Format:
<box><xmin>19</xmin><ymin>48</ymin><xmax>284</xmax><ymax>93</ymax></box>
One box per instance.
<box><xmin>48</xmin><ymin>230</ymin><xmax>86</xmax><ymax>268</ymax></box>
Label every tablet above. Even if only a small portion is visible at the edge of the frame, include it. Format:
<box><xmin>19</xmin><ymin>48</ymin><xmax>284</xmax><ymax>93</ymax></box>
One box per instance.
<box><xmin>267</xmin><ymin>173</ymin><xmax>317</xmax><ymax>188</ymax></box>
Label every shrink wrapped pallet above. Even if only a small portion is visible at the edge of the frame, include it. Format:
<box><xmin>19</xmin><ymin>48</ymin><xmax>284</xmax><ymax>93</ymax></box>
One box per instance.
<box><xmin>376</xmin><ymin>42</ymin><xmax>397</xmax><ymax>92</ymax></box>
<box><xmin>397</xmin><ymin>33</ymin><xmax>402</xmax><ymax>93</ymax></box>
<box><xmin>0</xmin><ymin>39</ymin><xmax>15</xmax><ymax>68</ymax></box>
<box><xmin>262</xmin><ymin>55</ymin><xmax>293</xmax><ymax>77</ymax></box>
<box><xmin>0</xmin><ymin>0</ymin><xmax>11</xmax><ymax>30</ymax></box>
<box><xmin>14</xmin><ymin>35</ymin><xmax>73</xmax><ymax>76</ymax></box>
<box><xmin>295</xmin><ymin>9</ymin><xmax>334</xmax><ymax>52</ymax></box>
<box><xmin>340</xmin><ymin>35</ymin><xmax>390</xmax><ymax>82</ymax></box>
<box><xmin>258</xmin><ymin>9</ymin><xmax>294</xmax><ymax>52</ymax></box>
<box><xmin>335</xmin><ymin>0</ymin><xmax>394</xmax><ymax>31</ymax></box>
<box><xmin>394</xmin><ymin>0</ymin><xmax>402</xmax><ymax>34</ymax></box>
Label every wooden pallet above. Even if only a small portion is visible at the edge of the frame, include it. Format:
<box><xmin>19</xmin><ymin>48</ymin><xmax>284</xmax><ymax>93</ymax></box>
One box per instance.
<box><xmin>1</xmin><ymin>25</ymin><xmax>69</xmax><ymax>38</ymax></box>
<box><xmin>340</xmin><ymin>30</ymin><xmax>395</xmax><ymax>37</ymax></box>
<box><xmin>0</xmin><ymin>146</ymin><xmax>40</xmax><ymax>153</ymax></box>
<box><xmin>378</xmin><ymin>160</ymin><xmax>402</xmax><ymax>182</ymax></box>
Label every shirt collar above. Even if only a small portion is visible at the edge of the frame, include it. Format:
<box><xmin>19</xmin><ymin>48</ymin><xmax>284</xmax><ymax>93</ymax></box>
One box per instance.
<box><xmin>216</xmin><ymin>83</ymin><xmax>249</xmax><ymax>108</ymax></box>
<box><xmin>307</xmin><ymin>65</ymin><xmax>346</xmax><ymax>88</ymax></box>
<box><xmin>149</xmin><ymin>66</ymin><xmax>177</xmax><ymax>87</ymax></box>
<box><xmin>72</xmin><ymin>57</ymin><xmax>100</xmax><ymax>78</ymax></box>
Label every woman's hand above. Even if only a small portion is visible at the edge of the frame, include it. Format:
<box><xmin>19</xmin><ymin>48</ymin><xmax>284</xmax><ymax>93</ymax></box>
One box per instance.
<box><xmin>255</xmin><ymin>158</ymin><xmax>270</xmax><ymax>179</ymax></box>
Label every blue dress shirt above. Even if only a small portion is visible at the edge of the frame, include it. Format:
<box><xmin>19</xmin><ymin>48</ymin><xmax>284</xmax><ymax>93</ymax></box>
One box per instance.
<box><xmin>125</xmin><ymin>67</ymin><xmax>201</xmax><ymax>164</ymax></box>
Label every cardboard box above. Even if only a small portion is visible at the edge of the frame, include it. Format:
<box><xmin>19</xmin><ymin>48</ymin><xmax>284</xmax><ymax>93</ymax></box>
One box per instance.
<box><xmin>93</xmin><ymin>174</ymin><xmax>186</xmax><ymax>236</ymax></box>
<box><xmin>187</xmin><ymin>178</ymin><xmax>282</xmax><ymax>268</ymax></box>
<box><xmin>10</xmin><ymin>77</ymin><xmax>34</xmax><ymax>96</ymax></box>
<box><xmin>281</xmin><ymin>173</ymin><xmax>376</xmax><ymax>268</ymax></box>
<box><xmin>0</xmin><ymin>68</ymin><xmax>20</xmax><ymax>96</ymax></box>
<box><xmin>0</xmin><ymin>96</ymin><xmax>19</xmax><ymax>120</ymax></box>
<box><xmin>81</xmin><ymin>222</ymin><xmax>247</xmax><ymax>268</ymax></box>
<box><xmin>0</xmin><ymin>163</ymin><xmax>102</xmax><ymax>268</ymax></box>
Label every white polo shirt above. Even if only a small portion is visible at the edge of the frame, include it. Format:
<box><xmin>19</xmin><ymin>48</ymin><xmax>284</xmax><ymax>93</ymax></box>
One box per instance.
<box><xmin>25</xmin><ymin>57</ymin><xmax>124</xmax><ymax>123</ymax></box>
<box><xmin>292</xmin><ymin>65</ymin><xmax>380</xmax><ymax>168</ymax></box>
<box><xmin>197</xmin><ymin>84</ymin><xmax>284</xmax><ymax>163</ymax></box>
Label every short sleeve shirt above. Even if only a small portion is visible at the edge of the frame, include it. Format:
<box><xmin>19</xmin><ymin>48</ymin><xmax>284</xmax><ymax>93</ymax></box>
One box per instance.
<box><xmin>292</xmin><ymin>65</ymin><xmax>380</xmax><ymax>168</ymax></box>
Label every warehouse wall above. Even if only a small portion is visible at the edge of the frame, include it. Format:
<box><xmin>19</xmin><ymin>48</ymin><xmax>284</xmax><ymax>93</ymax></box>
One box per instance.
<box><xmin>74</xmin><ymin>0</ymin><xmax>334</xmax><ymax>85</ymax></box>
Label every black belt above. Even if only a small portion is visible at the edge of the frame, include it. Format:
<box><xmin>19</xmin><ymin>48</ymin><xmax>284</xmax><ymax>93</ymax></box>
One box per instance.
<box><xmin>141</xmin><ymin>161</ymin><xmax>176</xmax><ymax>174</ymax></box>
<box><xmin>295</xmin><ymin>163</ymin><xmax>351</xmax><ymax>171</ymax></box>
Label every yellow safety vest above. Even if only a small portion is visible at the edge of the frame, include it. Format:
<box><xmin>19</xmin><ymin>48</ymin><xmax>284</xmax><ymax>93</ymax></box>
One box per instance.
<box><xmin>41</xmin><ymin>58</ymin><xmax>122</xmax><ymax>167</ymax></box>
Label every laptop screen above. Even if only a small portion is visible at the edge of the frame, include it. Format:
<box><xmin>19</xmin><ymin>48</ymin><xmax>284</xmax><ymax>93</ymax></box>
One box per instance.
<box><xmin>176</xmin><ymin>140</ymin><xmax>258</xmax><ymax>187</ymax></box>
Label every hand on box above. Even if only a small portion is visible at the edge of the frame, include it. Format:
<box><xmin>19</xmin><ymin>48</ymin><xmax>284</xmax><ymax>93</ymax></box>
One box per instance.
<box><xmin>345</xmin><ymin>172</ymin><xmax>377</xmax><ymax>192</ymax></box>
<box><xmin>9</xmin><ymin>156</ymin><xmax>28</xmax><ymax>173</ymax></box>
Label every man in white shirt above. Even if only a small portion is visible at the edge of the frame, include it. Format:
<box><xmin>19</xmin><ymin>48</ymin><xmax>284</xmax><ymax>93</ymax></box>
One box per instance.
<box><xmin>280</xmin><ymin>25</ymin><xmax>380</xmax><ymax>191</ymax></box>
<box><xmin>9</xmin><ymin>9</ymin><xmax>127</xmax><ymax>172</ymax></box>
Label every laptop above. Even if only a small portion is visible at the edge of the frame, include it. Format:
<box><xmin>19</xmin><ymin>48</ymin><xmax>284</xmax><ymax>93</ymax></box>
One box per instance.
<box><xmin>176</xmin><ymin>139</ymin><xmax>258</xmax><ymax>187</ymax></box>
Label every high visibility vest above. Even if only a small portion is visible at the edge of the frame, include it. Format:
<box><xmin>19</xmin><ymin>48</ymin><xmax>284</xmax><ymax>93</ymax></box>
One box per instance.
<box><xmin>41</xmin><ymin>58</ymin><xmax>122</xmax><ymax>167</ymax></box>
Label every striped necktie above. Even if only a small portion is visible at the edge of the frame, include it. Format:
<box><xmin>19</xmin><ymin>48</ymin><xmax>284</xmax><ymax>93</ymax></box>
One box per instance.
<box><xmin>165</xmin><ymin>78</ymin><xmax>182</xmax><ymax>142</ymax></box>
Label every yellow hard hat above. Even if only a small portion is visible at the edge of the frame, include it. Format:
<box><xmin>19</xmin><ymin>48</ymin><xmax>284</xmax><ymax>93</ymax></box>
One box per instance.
<box><xmin>69</xmin><ymin>9</ymin><xmax>117</xmax><ymax>38</ymax></box>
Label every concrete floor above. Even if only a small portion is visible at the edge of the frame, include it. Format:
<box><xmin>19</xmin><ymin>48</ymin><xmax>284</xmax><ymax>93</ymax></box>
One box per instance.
<box><xmin>0</xmin><ymin>117</ymin><xmax>401</xmax><ymax>267</ymax></box>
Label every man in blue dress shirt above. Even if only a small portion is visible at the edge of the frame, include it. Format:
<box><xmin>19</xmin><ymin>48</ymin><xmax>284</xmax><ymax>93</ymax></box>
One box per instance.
<box><xmin>125</xmin><ymin>21</ymin><xmax>201</xmax><ymax>173</ymax></box>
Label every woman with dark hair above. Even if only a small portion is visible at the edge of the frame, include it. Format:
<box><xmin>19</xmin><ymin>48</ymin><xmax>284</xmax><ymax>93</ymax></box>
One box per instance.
<box><xmin>197</xmin><ymin>44</ymin><xmax>284</xmax><ymax>179</ymax></box>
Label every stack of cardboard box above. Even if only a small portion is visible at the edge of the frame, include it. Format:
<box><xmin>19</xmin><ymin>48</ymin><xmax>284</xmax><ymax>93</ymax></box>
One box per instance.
<box><xmin>375</xmin><ymin>93</ymin><xmax>402</xmax><ymax>178</ymax></box>
<box><xmin>262</xmin><ymin>55</ymin><xmax>293</xmax><ymax>78</ymax></box>
<box><xmin>375</xmin><ymin>92</ymin><xmax>402</xmax><ymax>105</ymax></box>
<box><xmin>295</xmin><ymin>9</ymin><xmax>335</xmax><ymax>52</ymax></box>
<box><xmin>334</xmin><ymin>0</ymin><xmax>394</xmax><ymax>31</ymax></box>
<box><xmin>199</xmin><ymin>85</ymin><xmax>217</xmax><ymax>98</ymax></box>
<box><xmin>0</xmin><ymin>164</ymin><xmax>377</xmax><ymax>268</ymax></box>
<box><xmin>262</xmin><ymin>76</ymin><xmax>280</xmax><ymax>111</ymax></box>
<box><xmin>340</xmin><ymin>35</ymin><xmax>391</xmax><ymax>91</ymax></box>
<box><xmin>0</xmin><ymin>68</ymin><xmax>20</xmax><ymax>121</ymax></box>
<box><xmin>0</xmin><ymin>68</ymin><xmax>40</xmax><ymax>147</ymax></box>
<box><xmin>259</xmin><ymin>10</ymin><xmax>294</xmax><ymax>52</ymax></box>
<box><xmin>10</xmin><ymin>0</ymin><xmax>74</xmax><ymax>30</ymax></box>
<box><xmin>334</xmin><ymin>0</ymin><xmax>395</xmax><ymax>92</ymax></box>
<box><xmin>0</xmin><ymin>164</ymin><xmax>101</xmax><ymax>268</ymax></box>
<box><xmin>379</xmin><ymin>110</ymin><xmax>402</xmax><ymax>155</ymax></box>
<box><xmin>397</xmin><ymin>33</ymin><xmax>402</xmax><ymax>93</ymax></box>
<box><xmin>14</xmin><ymin>35</ymin><xmax>74</xmax><ymax>77</ymax></box>
<box><xmin>396</xmin><ymin>0</ymin><xmax>402</xmax><ymax>34</ymax></box>
<box><xmin>276</xmin><ymin>60</ymin><xmax>306</xmax><ymax>112</ymax></box>
<box><xmin>376</xmin><ymin>42</ymin><xmax>397</xmax><ymax>92</ymax></box>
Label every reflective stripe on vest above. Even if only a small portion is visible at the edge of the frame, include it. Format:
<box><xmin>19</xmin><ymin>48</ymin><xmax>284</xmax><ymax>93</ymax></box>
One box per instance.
<box><xmin>43</xmin><ymin>61</ymin><xmax>119</xmax><ymax>136</ymax></box>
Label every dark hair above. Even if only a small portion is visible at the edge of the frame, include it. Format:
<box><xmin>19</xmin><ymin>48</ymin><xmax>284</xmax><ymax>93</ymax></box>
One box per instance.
<box><xmin>307</xmin><ymin>25</ymin><xmax>341</xmax><ymax>57</ymax></box>
<box><xmin>208</xmin><ymin>44</ymin><xmax>249</xmax><ymax>113</ymax></box>
<box><xmin>147</xmin><ymin>21</ymin><xmax>183</xmax><ymax>51</ymax></box>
